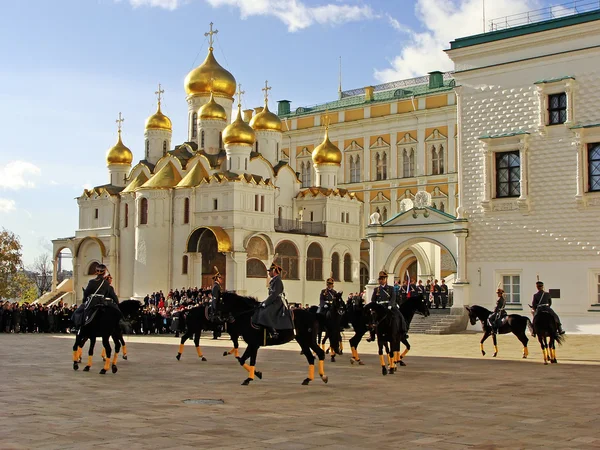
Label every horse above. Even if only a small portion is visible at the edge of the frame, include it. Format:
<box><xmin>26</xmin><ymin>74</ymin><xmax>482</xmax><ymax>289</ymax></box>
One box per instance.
<box><xmin>220</xmin><ymin>292</ymin><xmax>328</xmax><ymax>386</ymax></box>
<box><xmin>365</xmin><ymin>302</ymin><xmax>404</xmax><ymax>375</ymax></box>
<box><xmin>466</xmin><ymin>305</ymin><xmax>533</xmax><ymax>358</ymax></box>
<box><xmin>530</xmin><ymin>305</ymin><xmax>565</xmax><ymax>364</ymax></box>
<box><xmin>72</xmin><ymin>303</ymin><xmax>122</xmax><ymax>374</ymax></box>
<box><xmin>396</xmin><ymin>294</ymin><xmax>431</xmax><ymax>365</ymax></box>
<box><xmin>314</xmin><ymin>292</ymin><xmax>346</xmax><ymax>362</ymax></box>
<box><xmin>342</xmin><ymin>297</ymin><xmax>369</xmax><ymax>365</ymax></box>
<box><xmin>175</xmin><ymin>304</ymin><xmax>241</xmax><ymax>362</ymax></box>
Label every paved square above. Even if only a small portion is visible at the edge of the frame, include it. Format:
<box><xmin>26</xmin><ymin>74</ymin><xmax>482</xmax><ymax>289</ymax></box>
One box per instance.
<box><xmin>1</xmin><ymin>333</ymin><xmax>600</xmax><ymax>449</ymax></box>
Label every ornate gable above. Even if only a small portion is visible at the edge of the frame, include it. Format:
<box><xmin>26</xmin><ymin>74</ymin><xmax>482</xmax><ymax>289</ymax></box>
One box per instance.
<box><xmin>397</xmin><ymin>132</ymin><xmax>418</xmax><ymax>145</ymax></box>
<box><xmin>369</xmin><ymin>136</ymin><xmax>390</xmax><ymax>149</ymax></box>
<box><xmin>425</xmin><ymin>128</ymin><xmax>447</xmax><ymax>142</ymax></box>
<box><xmin>344</xmin><ymin>140</ymin><xmax>363</xmax><ymax>153</ymax></box>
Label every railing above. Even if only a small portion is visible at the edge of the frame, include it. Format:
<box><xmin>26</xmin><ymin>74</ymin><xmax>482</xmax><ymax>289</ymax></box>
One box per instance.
<box><xmin>274</xmin><ymin>218</ymin><xmax>326</xmax><ymax>236</ymax></box>
<box><xmin>489</xmin><ymin>0</ymin><xmax>600</xmax><ymax>31</ymax></box>
<box><xmin>341</xmin><ymin>72</ymin><xmax>454</xmax><ymax>98</ymax></box>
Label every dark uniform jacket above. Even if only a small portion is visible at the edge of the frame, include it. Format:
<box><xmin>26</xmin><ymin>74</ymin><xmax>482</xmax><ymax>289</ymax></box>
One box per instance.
<box><xmin>371</xmin><ymin>284</ymin><xmax>397</xmax><ymax>309</ymax></box>
<box><xmin>211</xmin><ymin>282</ymin><xmax>221</xmax><ymax>308</ymax></box>
<box><xmin>532</xmin><ymin>290</ymin><xmax>552</xmax><ymax>309</ymax></box>
<box><xmin>255</xmin><ymin>275</ymin><xmax>293</xmax><ymax>330</ymax></box>
<box><xmin>440</xmin><ymin>284</ymin><xmax>449</xmax><ymax>298</ymax></box>
<box><xmin>319</xmin><ymin>288</ymin><xmax>337</xmax><ymax>309</ymax></box>
<box><xmin>83</xmin><ymin>277</ymin><xmax>118</xmax><ymax>304</ymax></box>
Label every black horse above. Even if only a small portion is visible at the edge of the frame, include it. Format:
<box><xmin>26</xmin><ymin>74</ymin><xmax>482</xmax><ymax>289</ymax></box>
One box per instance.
<box><xmin>175</xmin><ymin>304</ymin><xmax>241</xmax><ymax>362</ymax></box>
<box><xmin>530</xmin><ymin>305</ymin><xmax>565</xmax><ymax>364</ymax></box>
<box><xmin>220</xmin><ymin>292</ymin><xmax>328</xmax><ymax>386</ymax></box>
<box><xmin>72</xmin><ymin>304</ymin><xmax>122</xmax><ymax>374</ymax></box>
<box><xmin>365</xmin><ymin>302</ymin><xmax>402</xmax><ymax>375</ymax></box>
<box><xmin>466</xmin><ymin>305</ymin><xmax>533</xmax><ymax>358</ymax></box>
<box><xmin>314</xmin><ymin>292</ymin><xmax>345</xmax><ymax>362</ymax></box>
<box><xmin>342</xmin><ymin>297</ymin><xmax>369</xmax><ymax>365</ymax></box>
<box><xmin>396</xmin><ymin>295</ymin><xmax>431</xmax><ymax>365</ymax></box>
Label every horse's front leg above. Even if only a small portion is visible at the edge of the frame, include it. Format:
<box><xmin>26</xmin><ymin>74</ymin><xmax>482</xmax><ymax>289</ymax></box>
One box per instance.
<box><xmin>298</xmin><ymin>337</ymin><xmax>315</xmax><ymax>385</ymax></box>
<box><xmin>194</xmin><ymin>332</ymin><xmax>207</xmax><ymax>361</ymax></box>
<box><xmin>377</xmin><ymin>336</ymin><xmax>387</xmax><ymax>376</ymax></box>
<box><xmin>224</xmin><ymin>332</ymin><xmax>240</xmax><ymax>358</ymax></box>
<box><xmin>550</xmin><ymin>336</ymin><xmax>557</xmax><ymax>364</ymax></box>
<box><xmin>110</xmin><ymin>335</ymin><xmax>120</xmax><ymax>373</ymax></box>
<box><xmin>241</xmin><ymin>345</ymin><xmax>261</xmax><ymax>385</ymax></box>
<box><xmin>72</xmin><ymin>334</ymin><xmax>82</xmax><ymax>370</ymax></box>
<box><xmin>83</xmin><ymin>336</ymin><xmax>96</xmax><ymax>372</ymax></box>
<box><xmin>176</xmin><ymin>330</ymin><xmax>192</xmax><ymax>360</ymax></box>
<box><xmin>539</xmin><ymin>336</ymin><xmax>549</xmax><ymax>364</ymax></box>
<box><xmin>100</xmin><ymin>335</ymin><xmax>112</xmax><ymax>374</ymax></box>
<box><xmin>398</xmin><ymin>338</ymin><xmax>410</xmax><ymax>366</ymax></box>
<box><xmin>480</xmin><ymin>330</ymin><xmax>491</xmax><ymax>356</ymax></box>
<box><xmin>492</xmin><ymin>333</ymin><xmax>498</xmax><ymax>357</ymax></box>
<box><xmin>349</xmin><ymin>330</ymin><xmax>366</xmax><ymax>365</ymax></box>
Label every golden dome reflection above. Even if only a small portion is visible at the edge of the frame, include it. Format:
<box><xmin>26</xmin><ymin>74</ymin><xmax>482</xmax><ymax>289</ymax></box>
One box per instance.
<box><xmin>145</xmin><ymin>104</ymin><xmax>172</xmax><ymax>131</ymax></box>
<box><xmin>184</xmin><ymin>48</ymin><xmax>236</xmax><ymax>98</ymax></box>
<box><xmin>312</xmin><ymin>128</ymin><xmax>341</xmax><ymax>165</ymax></box>
<box><xmin>106</xmin><ymin>132</ymin><xmax>133</xmax><ymax>166</ymax></box>
<box><xmin>223</xmin><ymin>106</ymin><xmax>256</xmax><ymax>146</ymax></box>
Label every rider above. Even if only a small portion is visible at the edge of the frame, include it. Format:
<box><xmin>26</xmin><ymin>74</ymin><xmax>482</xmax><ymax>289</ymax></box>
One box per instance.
<box><xmin>318</xmin><ymin>277</ymin><xmax>337</xmax><ymax>316</ymax></box>
<box><xmin>488</xmin><ymin>287</ymin><xmax>506</xmax><ymax>334</ymax></box>
<box><xmin>210</xmin><ymin>266</ymin><xmax>222</xmax><ymax>321</ymax></box>
<box><xmin>255</xmin><ymin>261</ymin><xmax>293</xmax><ymax>338</ymax></box>
<box><xmin>369</xmin><ymin>270</ymin><xmax>407</xmax><ymax>341</ymax></box>
<box><xmin>532</xmin><ymin>280</ymin><xmax>565</xmax><ymax>336</ymax></box>
<box><xmin>78</xmin><ymin>264</ymin><xmax>120</xmax><ymax>326</ymax></box>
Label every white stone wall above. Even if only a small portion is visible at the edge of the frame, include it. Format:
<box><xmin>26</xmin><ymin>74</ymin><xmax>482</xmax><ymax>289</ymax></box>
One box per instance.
<box><xmin>451</xmin><ymin>27</ymin><xmax>600</xmax><ymax>331</ymax></box>
<box><xmin>144</xmin><ymin>129</ymin><xmax>172</xmax><ymax>165</ymax></box>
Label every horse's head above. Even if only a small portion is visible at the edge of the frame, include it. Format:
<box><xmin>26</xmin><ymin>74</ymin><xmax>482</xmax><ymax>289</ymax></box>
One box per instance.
<box><xmin>416</xmin><ymin>295</ymin><xmax>430</xmax><ymax>317</ymax></box>
<box><xmin>220</xmin><ymin>292</ymin><xmax>259</xmax><ymax>317</ymax></box>
<box><xmin>465</xmin><ymin>305</ymin><xmax>484</xmax><ymax>326</ymax></box>
<box><xmin>332</xmin><ymin>292</ymin><xmax>346</xmax><ymax>315</ymax></box>
<box><xmin>364</xmin><ymin>302</ymin><xmax>385</xmax><ymax>330</ymax></box>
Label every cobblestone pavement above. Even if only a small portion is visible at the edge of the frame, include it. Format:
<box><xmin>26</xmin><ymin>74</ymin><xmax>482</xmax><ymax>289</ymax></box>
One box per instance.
<box><xmin>1</xmin><ymin>332</ymin><xmax>600</xmax><ymax>450</ymax></box>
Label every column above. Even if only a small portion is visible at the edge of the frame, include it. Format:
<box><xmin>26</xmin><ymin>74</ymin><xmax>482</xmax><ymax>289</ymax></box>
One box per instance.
<box><xmin>366</xmin><ymin>231</ymin><xmax>384</xmax><ymax>300</ymax></box>
<box><xmin>363</xmin><ymin>135</ymin><xmax>370</xmax><ymax>182</ymax></box>
<box><xmin>52</xmin><ymin>258</ymin><xmax>58</xmax><ymax>291</ymax></box>
<box><xmin>453</xmin><ymin>228</ymin><xmax>468</xmax><ymax>283</ymax></box>
<box><xmin>72</xmin><ymin>255</ymin><xmax>80</xmax><ymax>303</ymax></box>
<box><xmin>416</xmin><ymin>122</ymin><xmax>426</xmax><ymax>176</ymax></box>
<box><xmin>575</xmin><ymin>138</ymin><xmax>584</xmax><ymax>203</ymax></box>
<box><xmin>389</xmin><ymin>133</ymin><xmax>398</xmax><ymax>179</ymax></box>
<box><xmin>447</xmin><ymin>122</ymin><xmax>456</xmax><ymax>173</ymax></box>
<box><xmin>227</xmin><ymin>251</ymin><xmax>247</xmax><ymax>294</ymax></box>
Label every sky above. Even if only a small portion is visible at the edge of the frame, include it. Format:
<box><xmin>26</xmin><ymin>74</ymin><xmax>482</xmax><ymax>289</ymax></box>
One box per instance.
<box><xmin>0</xmin><ymin>0</ymin><xmax>561</xmax><ymax>269</ymax></box>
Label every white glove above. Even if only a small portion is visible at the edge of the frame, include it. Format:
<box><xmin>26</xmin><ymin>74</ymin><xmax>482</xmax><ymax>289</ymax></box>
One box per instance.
<box><xmin>261</xmin><ymin>302</ymin><xmax>266</xmax><ymax>308</ymax></box>
<box><xmin>388</xmin><ymin>305</ymin><xmax>392</xmax><ymax>310</ymax></box>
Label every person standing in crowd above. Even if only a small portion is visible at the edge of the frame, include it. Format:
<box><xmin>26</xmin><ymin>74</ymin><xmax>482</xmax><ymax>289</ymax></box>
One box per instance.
<box><xmin>433</xmin><ymin>279</ymin><xmax>441</xmax><ymax>309</ymax></box>
<box><xmin>440</xmin><ymin>279</ymin><xmax>449</xmax><ymax>309</ymax></box>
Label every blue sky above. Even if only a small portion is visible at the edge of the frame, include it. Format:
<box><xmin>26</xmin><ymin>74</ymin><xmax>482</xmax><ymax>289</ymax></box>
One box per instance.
<box><xmin>0</xmin><ymin>0</ymin><xmax>557</xmax><ymax>268</ymax></box>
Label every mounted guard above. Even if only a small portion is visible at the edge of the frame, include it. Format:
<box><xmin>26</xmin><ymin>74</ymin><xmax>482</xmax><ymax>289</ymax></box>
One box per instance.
<box><xmin>210</xmin><ymin>266</ymin><xmax>223</xmax><ymax>321</ymax></box>
<box><xmin>254</xmin><ymin>257</ymin><xmax>293</xmax><ymax>338</ymax></box>
<box><xmin>488</xmin><ymin>286</ymin><xmax>507</xmax><ymax>334</ymax></box>
<box><xmin>531</xmin><ymin>280</ymin><xmax>565</xmax><ymax>336</ymax></box>
<box><xmin>370</xmin><ymin>270</ymin><xmax>407</xmax><ymax>339</ymax></box>
<box><xmin>318</xmin><ymin>276</ymin><xmax>337</xmax><ymax>316</ymax></box>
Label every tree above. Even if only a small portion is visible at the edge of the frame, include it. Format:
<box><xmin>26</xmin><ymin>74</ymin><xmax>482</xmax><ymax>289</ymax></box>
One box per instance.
<box><xmin>5</xmin><ymin>271</ymin><xmax>37</xmax><ymax>303</ymax></box>
<box><xmin>0</xmin><ymin>228</ymin><xmax>23</xmax><ymax>300</ymax></box>
<box><xmin>29</xmin><ymin>253</ymin><xmax>53</xmax><ymax>296</ymax></box>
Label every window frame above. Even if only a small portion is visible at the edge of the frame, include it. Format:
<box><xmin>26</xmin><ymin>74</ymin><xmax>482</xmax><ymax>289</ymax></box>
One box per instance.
<box><xmin>535</xmin><ymin>77</ymin><xmax>575</xmax><ymax>131</ymax></box>
<box><xmin>306</xmin><ymin>242</ymin><xmax>323</xmax><ymax>281</ymax></box>
<box><xmin>140</xmin><ymin>197</ymin><xmax>148</xmax><ymax>225</ymax></box>
<box><xmin>548</xmin><ymin>92</ymin><xmax>567</xmax><ymax>126</ymax></box>
<box><xmin>495</xmin><ymin>150</ymin><xmax>521</xmax><ymax>199</ymax></box>
<box><xmin>343</xmin><ymin>253</ymin><xmax>352</xmax><ymax>282</ymax></box>
<box><xmin>192</xmin><ymin>112</ymin><xmax>198</xmax><ymax>138</ymax></box>
<box><xmin>587</xmin><ymin>142</ymin><xmax>600</xmax><ymax>193</ymax></box>
<box><xmin>496</xmin><ymin>270</ymin><xmax>522</xmax><ymax>307</ymax></box>
<box><xmin>183</xmin><ymin>198</ymin><xmax>190</xmax><ymax>224</ymax></box>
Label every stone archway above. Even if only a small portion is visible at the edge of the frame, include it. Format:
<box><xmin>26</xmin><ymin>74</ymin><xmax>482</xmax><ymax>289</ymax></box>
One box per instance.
<box><xmin>186</xmin><ymin>227</ymin><xmax>230</xmax><ymax>288</ymax></box>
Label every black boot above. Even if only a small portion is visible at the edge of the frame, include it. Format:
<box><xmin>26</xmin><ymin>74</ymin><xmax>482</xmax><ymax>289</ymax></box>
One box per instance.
<box><xmin>557</xmin><ymin>324</ymin><xmax>566</xmax><ymax>335</ymax></box>
<box><xmin>271</xmin><ymin>329</ymin><xmax>279</xmax><ymax>339</ymax></box>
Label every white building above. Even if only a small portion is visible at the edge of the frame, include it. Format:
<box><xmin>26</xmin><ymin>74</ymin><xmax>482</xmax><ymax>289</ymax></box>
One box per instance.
<box><xmin>447</xmin><ymin>9</ymin><xmax>600</xmax><ymax>332</ymax></box>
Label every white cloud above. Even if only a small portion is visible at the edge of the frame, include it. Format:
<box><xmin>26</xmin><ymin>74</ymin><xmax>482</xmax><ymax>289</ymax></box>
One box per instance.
<box><xmin>0</xmin><ymin>198</ymin><xmax>16</xmax><ymax>213</ymax></box>
<box><xmin>127</xmin><ymin>0</ymin><xmax>181</xmax><ymax>10</ymax></box>
<box><xmin>0</xmin><ymin>161</ymin><xmax>41</xmax><ymax>190</ymax></box>
<box><xmin>386</xmin><ymin>13</ymin><xmax>408</xmax><ymax>33</ymax></box>
<box><xmin>375</xmin><ymin>0</ymin><xmax>540</xmax><ymax>82</ymax></box>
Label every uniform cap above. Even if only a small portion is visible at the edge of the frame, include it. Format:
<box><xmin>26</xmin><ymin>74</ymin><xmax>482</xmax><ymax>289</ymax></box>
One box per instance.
<box><xmin>378</xmin><ymin>270</ymin><xmax>388</xmax><ymax>279</ymax></box>
<box><xmin>96</xmin><ymin>264</ymin><xmax>107</xmax><ymax>275</ymax></box>
<box><xmin>326</xmin><ymin>278</ymin><xmax>334</xmax><ymax>284</ymax></box>
<box><xmin>212</xmin><ymin>266</ymin><xmax>221</xmax><ymax>280</ymax></box>
<box><xmin>536</xmin><ymin>281</ymin><xmax>544</xmax><ymax>286</ymax></box>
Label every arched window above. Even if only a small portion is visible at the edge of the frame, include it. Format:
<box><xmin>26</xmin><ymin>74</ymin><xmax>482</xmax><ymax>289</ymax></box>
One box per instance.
<box><xmin>382</xmin><ymin>207</ymin><xmax>388</xmax><ymax>222</ymax></box>
<box><xmin>275</xmin><ymin>241</ymin><xmax>299</xmax><ymax>279</ymax></box>
<box><xmin>440</xmin><ymin>201</ymin><xmax>445</xmax><ymax>212</ymax></box>
<box><xmin>145</xmin><ymin>139</ymin><xmax>150</xmax><ymax>159</ymax></box>
<box><xmin>219</xmin><ymin>132</ymin><xmax>223</xmax><ymax>149</ymax></box>
<box><xmin>306</xmin><ymin>242</ymin><xmax>323</xmax><ymax>281</ymax></box>
<box><xmin>182</xmin><ymin>255</ymin><xmax>188</xmax><ymax>275</ymax></box>
<box><xmin>278</xmin><ymin>206</ymin><xmax>283</xmax><ymax>225</ymax></box>
<box><xmin>432</xmin><ymin>145</ymin><xmax>444</xmax><ymax>175</ymax></box>
<box><xmin>376</xmin><ymin>152</ymin><xmax>387</xmax><ymax>180</ymax></box>
<box><xmin>344</xmin><ymin>253</ymin><xmax>352</xmax><ymax>282</ymax></box>
<box><xmin>246</xmin><ymin>258</ymin><xmax>267</xmax><ymax>278</ymax></box>
<box><xmin>192</xmin><ymin>112</ymin><xmax>197</xmax><ymax>138</ymax></box>
<box><xmin>331</xmin><ymin>252</ymin><xmax>340</xmax><ymax>281</ymax></box>
<box><xmin>162</xmin><ymin>140</ymin><xmax>167</xmax><ymax>156</ymax></box>
<box><xmin>301</xmin><ymin>161</ymin><xmax>311</xmax><ymax>187</ymax></box>
<box><xmin>403</xmin><ymin>148</ymin><xmax>415</xmax><ymax>177</ymax></box>
<box><xmin>201</xmin><ymin>130</ymin><xmax>205</xmax><ymax>148</ymax></box>
<box><xmin>350</xmin><ymin>155</ymin><xmax>361</xmax><ymax>183</ymax></box>
<box><xmin>140</xmin><ymin>198</ymin><xmax>148</xmax><ymax>225</ymax></box>
<box><xmin>359</xmin><ymin>264</ymin><xmax>369</xmax><ymax>291</ymax></box>
<box><xmin>124</xmin><ymin>203</ymin><xmax>129</xmax><ymax>228</ymax></box>
<box><xmin>247</xmin><ymin>236</ymin><xmax>269</xmax><ymax>260</ymax></box>
<box><xmin>183</xmin><ymin>198</ymin><xmax>190</xmax><ymax>224</ymax></box>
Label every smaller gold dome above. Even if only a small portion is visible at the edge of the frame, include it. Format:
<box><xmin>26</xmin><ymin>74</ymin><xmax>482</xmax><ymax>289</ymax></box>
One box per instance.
<box><xmin>145</xmin><ymin>103</ymin><xmax>172</xmax><ymax>131</ymax></box>
<box><xmin>199</xmin><ymin>93</ymin><xmax>227</xmax><ymax>121</ymax></box>
<box><xmin>249</xmin><ymin>101</ymin><xmax>282</xmax><ymax>132</ymax></box>
<box><xmin>184</xmin><ymin>48</ymin><xmax>236</xmax><ymax>98</ymax></box>
<box><xmin>312</xmin><ymin>128</ymin><xmax>341</xmax><ymax>165</ymax></box>
<box><xmin>223</xmin><ymin>106</ymin><xmax>256</xmax><ymax>146</ymax></box>
<box><xmin>106</xmin><ymin>132</ymin><xmax>133</xmax><ymax>166</ymax></box>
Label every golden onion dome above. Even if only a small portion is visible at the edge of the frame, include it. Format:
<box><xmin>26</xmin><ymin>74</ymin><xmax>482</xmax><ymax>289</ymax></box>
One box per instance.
<box><xmin>199</xmin><ymin>92</ymin><xmax>227</xmax><ymax>121</ymax></box>
<box><xmin>312</xmin><ymin>128</ymin><xmax>341</xmax><ymax>165</ymax></box>
<box><xmin>106</xmin><ymin>132</ymin><xmax>133</xmax><ymax>166</ymax></box>
<box><xmin>145</xmin><ymin>103</ymin><xmax>172</xmax><ymax>131</ymax></box>
<box><xmin>249</xmin><ymin>100</ymin><xmax>282</xmax><ymax>132</ymax></box>
<box><xmin>184</xmin><ymin>48</ymin><xmax>236</xmax><ymax>98</ymax></box>
<box><xmin>223</xmin><ymin>106</ymin><xmax>256</xmax><ymax>146</ymax></box>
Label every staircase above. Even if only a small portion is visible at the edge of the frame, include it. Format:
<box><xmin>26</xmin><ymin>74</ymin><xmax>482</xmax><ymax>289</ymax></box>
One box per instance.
<box><xmin>410</xmin><ymin>308</ymin><xmax>468</xmax><ymax>334</ymax></box>
<box><xmin>33</xmin><ymin>278</ymin><xmax>75</xmax><ymax>306</ymax></box>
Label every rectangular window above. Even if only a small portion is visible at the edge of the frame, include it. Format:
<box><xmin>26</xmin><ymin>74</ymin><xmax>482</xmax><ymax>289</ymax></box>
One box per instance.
<box><xmin>183</xmin><ymin>198</ymin><xmax>190</xmax><ymax>224</ymax></box>
<box><xmin>124</xmin><ymin>204</ymin><xmax>128</xmax><ymax>228</ymax></box>
<box><xmin>502</xmin><ymin>275</ymin><xmax>521</xmax><ymax>304</ymax></box>
<box><xmin>597</xmin><ymin>274</ymin><xmax>600</xmax><ymax>304</ymax></box>
<box><xmin>94</xmin><ymin>208</ymin><xmax>99</xmax><ymax>219</ymax></box>
<box><xmin>588</xmin><ymin>143</ymin><xmax>600</xmax><ymax>192</ymax></box>
<box><xmin>254</xmin><ymin>195</ymin><xmax>259</xmax><ymax>211</ymax></box>
<box><xmin>260</xmin><ymin>195</ymin><xmax>265</xmax><ymax>212</ymax></box>
<box><xmin>495</xmin><ymin>151</ymin><xmax>520</xmax><ymax>198</ymax></box>
<box><xmin>548</xmin><ymin>93</ymin><xmax>567</xmax><ymax>125</ymax></box>
<box><xmin>213</xmin><ymin>199</ymin><xmax>218</xmax><ymax>210</ymax></box>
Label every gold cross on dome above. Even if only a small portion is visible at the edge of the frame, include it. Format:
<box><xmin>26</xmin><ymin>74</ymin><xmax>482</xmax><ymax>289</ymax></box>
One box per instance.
<box><xmin>262</xmin><ymin>80</ymin><xmax>271</xmax><ymax>103</ymax></box>
<box><xmin>116</xmin><ymin>112</ymin><xmax>125</xmax><ymax>133</ymax></box>
<box><xmin>205</xmin><ymin>22</ymin><xmax>218</xmax><ymax>49</ymax></box>
<box><xmin>235</xmin><ymin>83</ymin><xmax>245</xmax><ymax>107</ymax></box>
<box><xmin>155</xmin><ymin>83</ymin><xmax>164</xmax><ymax>105</ymax></box>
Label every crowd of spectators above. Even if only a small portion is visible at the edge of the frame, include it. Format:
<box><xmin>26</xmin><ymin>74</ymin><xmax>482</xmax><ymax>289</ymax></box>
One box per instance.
<box><xmin>0</xmin><ymin>301</ymin><xmax>76</xmax><ymax>334</ymax></box>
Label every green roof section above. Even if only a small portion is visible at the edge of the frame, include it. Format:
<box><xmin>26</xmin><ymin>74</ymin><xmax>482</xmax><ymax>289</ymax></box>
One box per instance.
<box><xmin>449</xmin><ymin>9</ymin><xmax>600</xmax><ymax>50</ymax></box>
<box><xmin>278</xmin><ymin>79</ymin><xmax>455</xmax><ymax>119</ymax></box>
<box><xmin>534</xmin><ymin>76</ymin><xmax>576</xmax><ymax>85</ymax></box>
<box><xmin>479</xmin><ymin>130</ymin><xmax>530</xmax><ymax>140</ymax></box>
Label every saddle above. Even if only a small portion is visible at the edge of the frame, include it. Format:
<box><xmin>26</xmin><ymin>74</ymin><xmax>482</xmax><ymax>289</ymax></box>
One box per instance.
<box><xmin>84</xmin><ymin>298</ymin><xmax>118</xmax><ymax>327</ymax></box>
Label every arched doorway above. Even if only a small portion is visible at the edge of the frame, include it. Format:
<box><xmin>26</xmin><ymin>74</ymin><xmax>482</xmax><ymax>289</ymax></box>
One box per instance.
<box><xmin>187</xmin><ymin>227</ymin><xmax>230</xmax><ymax>288</ymax></box>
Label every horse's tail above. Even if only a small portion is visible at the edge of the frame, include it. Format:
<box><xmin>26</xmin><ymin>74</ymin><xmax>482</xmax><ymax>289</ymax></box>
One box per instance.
<box><xmin>526</xmin><ymin>317</ymin><xmax>534</xmax><ymax>335</ymax></box>
<box><xmin>555</xmin><ymin>332</ymin><xmax>566</xmax><ymax>346</ymax></box>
